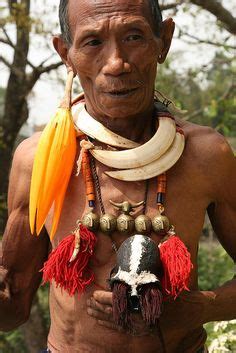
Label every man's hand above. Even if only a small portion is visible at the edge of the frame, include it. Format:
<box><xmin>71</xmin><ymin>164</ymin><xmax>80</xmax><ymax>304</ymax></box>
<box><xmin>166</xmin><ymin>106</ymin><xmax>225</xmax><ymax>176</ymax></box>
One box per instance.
<box><xmin>160</xmin><ymin>290</ymin><xmax>215</xmax><ymax>333</ymax></box>
<box><xmin>87</xmin><ymin>289</ymin><xmax>214</xmax><ymax>335</ymax></box>
<box><xmin>87</xmin><ymin>290</ymin><xmax>157</xmax><ymax>336</ymax></box>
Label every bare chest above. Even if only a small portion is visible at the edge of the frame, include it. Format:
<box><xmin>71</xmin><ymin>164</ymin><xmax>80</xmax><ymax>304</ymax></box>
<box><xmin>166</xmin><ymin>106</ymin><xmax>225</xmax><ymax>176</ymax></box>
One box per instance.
<box><xmin>45</xmin><ymin>151</ymin><xmax>211</xmax><ymax>270</ymax></box>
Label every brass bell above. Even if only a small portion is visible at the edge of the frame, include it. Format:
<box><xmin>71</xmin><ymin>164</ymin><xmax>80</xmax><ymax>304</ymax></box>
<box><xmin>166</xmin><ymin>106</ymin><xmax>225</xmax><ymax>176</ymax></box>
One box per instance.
<box><xmin>117</xmin><ymin>214</ymin><xmax>135</xmax><ymax>234</ymax></box>
<box><xmin>135</xmin><ymin>215</ymin><xmax>152</xmax><ymax>234</ymax></box>
<box><xmin>82</xmin><ymin>210</ymin><xmax>100</xmax><ymax>232</ymax></box>
<box><xmin>152</xmin><ymin>214</ymin><xmax>170</xmax><ymax>234</ymax></box>
<box><xmin>100</xmin><ymin>213</ymin><xmax>117</xmax><ymax>233</ymax></box>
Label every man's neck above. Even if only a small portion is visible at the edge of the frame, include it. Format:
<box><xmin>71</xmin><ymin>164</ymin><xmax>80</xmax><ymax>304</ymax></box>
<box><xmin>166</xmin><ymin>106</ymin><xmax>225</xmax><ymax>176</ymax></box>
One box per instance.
<box><xmin>85</xmin><ymin>103</ymin><xmax>155</xmax><ymax>144</ymax></box>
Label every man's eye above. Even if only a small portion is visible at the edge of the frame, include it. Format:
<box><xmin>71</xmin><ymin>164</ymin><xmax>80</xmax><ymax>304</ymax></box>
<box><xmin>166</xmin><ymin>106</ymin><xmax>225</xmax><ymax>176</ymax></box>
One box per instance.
<box><xmin>85</xmin><ymin>39</ymin><xmax>102</xmax><ymax>47</ymax></box>
<box><xmin>125</xmin><ymin>34</ymin><xmax>143</xmax><ymax>42</ymax></box>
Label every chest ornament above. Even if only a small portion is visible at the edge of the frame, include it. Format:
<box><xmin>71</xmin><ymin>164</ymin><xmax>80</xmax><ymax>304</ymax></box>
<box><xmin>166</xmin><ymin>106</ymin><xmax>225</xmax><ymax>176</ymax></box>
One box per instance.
<box><xmin>29</xmin><ymin>72</ymin><xmax>193</xmax><ymax>331</ymax></box>
<box><xmin>74</xmin><ymin>102</ymin><xmax>185</xmax><ymax>181</ymax></box>
<box><xmin>41</xmin><ymin>128</ymin><xmax>192</xmax><ymax>323</ymax></box>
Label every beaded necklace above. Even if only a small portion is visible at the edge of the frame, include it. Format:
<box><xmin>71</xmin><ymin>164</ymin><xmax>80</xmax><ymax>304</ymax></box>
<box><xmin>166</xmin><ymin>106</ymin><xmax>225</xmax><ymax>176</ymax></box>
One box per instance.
<box><xmin>80</xmin><ymin>141</ymin><xmax>170</xmax><ymax>239</ymax></box>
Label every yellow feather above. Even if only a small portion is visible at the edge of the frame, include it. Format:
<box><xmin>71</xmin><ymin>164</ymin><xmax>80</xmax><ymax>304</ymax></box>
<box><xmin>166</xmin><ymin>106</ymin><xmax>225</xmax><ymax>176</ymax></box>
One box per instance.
<box><xmin>29</xmin><ymin>118</ymin><xmax>57</xmax><ymax>233</ymax></box>
<box><xmin>29</xmin><ymin>70</ymin><xmax>77</xmax><ymax>237</ymax></box>
<box><xmin>34</xmin><ymin>110</ymin><xmax>76</xmax><ymax>235</ymax></box>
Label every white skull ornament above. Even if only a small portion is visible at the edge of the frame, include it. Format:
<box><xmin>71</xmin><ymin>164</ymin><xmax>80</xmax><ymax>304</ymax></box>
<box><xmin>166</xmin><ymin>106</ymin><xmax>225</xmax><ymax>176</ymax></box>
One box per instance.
<box><xmin>109</xmin><ymin>234</ymin><xmax>163</xmax><ymax>329</ymax></box>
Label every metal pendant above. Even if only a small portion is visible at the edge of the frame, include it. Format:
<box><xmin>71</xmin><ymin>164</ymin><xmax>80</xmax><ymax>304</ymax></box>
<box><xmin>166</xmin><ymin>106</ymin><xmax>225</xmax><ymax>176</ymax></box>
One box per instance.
<box><xmin>152</xmin><ymin>214</ymin><xmax>170</xmax><ymax>234</ymax></box>
<box><xmin>100</xmin><ymin>213</ymin><xmax>117</xmax><ymax>233</ymax></box>
<box><xmin>82</xmin><ymin>210</ymin><xmax>100</xmax><ymax>232</ymax></box>
<box><xmin>110</xmin><ymin>200</ymin><xmax>144</xmax><ymax>214</ymax></box>
<box><xmin>117</xmin><ymin>214</ymin><xmax>135</xmax><ymax>234</ymax></box>
<box><xmin>109</xmin><ymin>200</ymin><xmax>144</xmax><ymax>235</ymax></box>
<box><xmin>135</xmin><ymin>215</ymin><xmax>152</xmax><ymax>234</ymax></box>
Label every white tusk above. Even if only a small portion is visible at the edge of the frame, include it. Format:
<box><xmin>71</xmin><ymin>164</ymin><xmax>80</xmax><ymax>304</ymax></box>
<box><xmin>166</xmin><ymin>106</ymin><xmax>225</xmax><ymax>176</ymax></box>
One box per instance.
<box><xmin>105</xmin><ymin>132</ymin><xmax>185</xmax><ymax>181</ymax></box>
<box><xmin>91</xmin><ymin>117</ymin><xmax>176</xmax><ymax>169</ymax></box>
<box><xmin>73</xmin><ymin>103</ymin><xmax>139</xmax><ymax>149</ymax></box>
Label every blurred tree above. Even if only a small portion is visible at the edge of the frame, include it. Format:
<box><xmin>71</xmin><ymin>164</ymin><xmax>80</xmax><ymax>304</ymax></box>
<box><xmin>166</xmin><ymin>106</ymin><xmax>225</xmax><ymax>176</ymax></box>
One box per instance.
<box><xmin>160</xmin><ymin>0</ymin><xmax>236</xmax><ymax>35</ymax></box>
<box><xmin>0</xmin><ymin>0</ymin><xmax>63</xmax><ymax>233</ymax></box>
<box><xmin>0</xmin><ymin>1</ymin><xmax>62</xmax><ymax>351</ymax></box>
<box><xmin>189</xmin><ymin>0</ymin><xmax>236</xmax><ymax>35</ymax></box>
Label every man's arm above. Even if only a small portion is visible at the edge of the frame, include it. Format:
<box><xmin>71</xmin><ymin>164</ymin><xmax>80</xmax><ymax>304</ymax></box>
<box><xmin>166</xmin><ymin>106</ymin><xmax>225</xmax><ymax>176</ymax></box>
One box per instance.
<box><xmin>204</xmin><ymin>135</ymin><xmax>236</xmax><ymax>323</ymax></box>
<box><xmin>160</xmin><ymin>133</ymin><xmax>236</xmax><ymax>328</ymax></box>
<box><xmin>0</xmin><ymin>136</ymin><xmax>50</xmax><ymax>331</ymax></box>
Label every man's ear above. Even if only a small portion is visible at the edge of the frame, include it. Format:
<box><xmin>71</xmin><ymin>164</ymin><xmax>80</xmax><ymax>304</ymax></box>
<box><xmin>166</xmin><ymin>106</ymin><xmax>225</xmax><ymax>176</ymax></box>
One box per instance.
<box><xmin>53</xmin><ymin>35</ymin><xmax>76</xmax><ymax>72</ymax></box>
<box><xmin>158</xmin><ymin>18</ymin><xmax>175</xmax><ymax>64</ymax></box>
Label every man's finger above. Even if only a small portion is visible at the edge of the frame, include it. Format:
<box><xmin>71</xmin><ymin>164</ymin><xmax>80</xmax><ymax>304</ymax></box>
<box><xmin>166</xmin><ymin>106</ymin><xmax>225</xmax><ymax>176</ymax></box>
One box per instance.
<box><xmin>87</xmin><ymin>307</ymin><xmax>112</xmax><ymax>322</ymax></box>
<box><xmin>87</xmin><ymin>297</ymin><xmax>112</xmax><ymax>315</ymax></box>
<box><xmin>93</xmin><ymin>290</ymin><xmax>113</xmax><ymax>305</ymax></box>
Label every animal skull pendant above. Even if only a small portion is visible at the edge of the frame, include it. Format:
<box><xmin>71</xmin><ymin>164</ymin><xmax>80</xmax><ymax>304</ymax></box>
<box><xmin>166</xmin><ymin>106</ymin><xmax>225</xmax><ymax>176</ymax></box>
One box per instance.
<box><xmin>110</xmin><ymin>234</ymin><xmax>163</xmax><ymax>329</ymax></box>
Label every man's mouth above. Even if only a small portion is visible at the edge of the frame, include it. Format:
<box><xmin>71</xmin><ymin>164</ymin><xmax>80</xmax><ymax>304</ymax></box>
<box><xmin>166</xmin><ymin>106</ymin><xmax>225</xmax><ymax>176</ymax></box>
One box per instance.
<box><xmin>105</xmin><ymin>87</ymin><xmax>138</xmax><ymax>97</ymax></box>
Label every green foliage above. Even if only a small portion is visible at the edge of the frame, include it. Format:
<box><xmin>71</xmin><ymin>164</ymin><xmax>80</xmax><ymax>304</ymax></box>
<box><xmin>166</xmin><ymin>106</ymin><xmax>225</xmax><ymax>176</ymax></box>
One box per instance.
<box><xmin>156</xmin><ymin>59</ymin><xmax>204</xmax><ymax>114</ymax></box>
<box><xmin>0</xmin><ymin>329</ymin><xmax>27</xmax><ymax>353</ymax></box>
<box><xmin>206</xmin><ymin>320</ymin><xmax>236</xmax><ymax>352</ymax></box>
<box><xmin>37</xmin><ymin>284</ymin><xmax>50</xmax><ymax>328</ymax></box>
<box><xmin>0</xmin><ymin>87</ymin><xmax>5</xmax><ymax>113</ymax></box>
<box><xmin>198</xmin><ymin>241</ymin><xmax>234</xmax><ymax>291</ymax></box>
<box><xmin>198</xmin><ymin>242</ymin><xmax>236</xmax><ymax>351</ymax></box>
<box><xmin>155</xmin><ymin>52</ymin><xmax>236</xmax><ymax>138</ymax></box>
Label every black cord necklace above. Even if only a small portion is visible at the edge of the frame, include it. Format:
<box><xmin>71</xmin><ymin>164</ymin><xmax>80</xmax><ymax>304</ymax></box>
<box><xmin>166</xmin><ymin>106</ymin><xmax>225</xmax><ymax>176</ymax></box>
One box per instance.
<box><xmin>90</xmin><ymin>156</ymin><xmax>149</xmax><ymax>252</ymax></box>
<box><xmin>90</xmin><ymin>156</ymin><xmax>167</xmax><ymax>353</ymax></box>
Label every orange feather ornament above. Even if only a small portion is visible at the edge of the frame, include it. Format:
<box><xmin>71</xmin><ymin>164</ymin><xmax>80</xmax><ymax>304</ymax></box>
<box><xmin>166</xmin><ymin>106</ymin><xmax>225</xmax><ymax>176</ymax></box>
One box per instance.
<box><xmin>29</xmin><ymin>70</ymin><xmax>77</xmax><ymax>239</ymax></box>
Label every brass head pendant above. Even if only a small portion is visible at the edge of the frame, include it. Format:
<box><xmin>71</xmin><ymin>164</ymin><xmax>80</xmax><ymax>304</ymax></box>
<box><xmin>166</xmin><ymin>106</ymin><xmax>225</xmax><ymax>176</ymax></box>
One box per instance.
<box><xmin>109</xmin><ymin>200</ymin><xmax>144</xmax><ymax>234</ymax></box>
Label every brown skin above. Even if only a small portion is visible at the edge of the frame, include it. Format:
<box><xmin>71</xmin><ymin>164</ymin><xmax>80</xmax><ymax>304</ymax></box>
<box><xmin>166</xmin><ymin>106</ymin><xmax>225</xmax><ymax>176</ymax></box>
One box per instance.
<box><xmin>1</xmin><ymin>0</ymin><xmax>236</xmax><ymax>352</ymax></box>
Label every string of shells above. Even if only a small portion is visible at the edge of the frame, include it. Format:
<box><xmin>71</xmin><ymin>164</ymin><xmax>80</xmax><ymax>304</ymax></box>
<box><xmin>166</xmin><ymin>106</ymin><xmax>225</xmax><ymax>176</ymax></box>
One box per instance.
<box><xmin>81</xmin><ymin>200</ymin><xmax>170</xmax><ymax>236</ymax></box>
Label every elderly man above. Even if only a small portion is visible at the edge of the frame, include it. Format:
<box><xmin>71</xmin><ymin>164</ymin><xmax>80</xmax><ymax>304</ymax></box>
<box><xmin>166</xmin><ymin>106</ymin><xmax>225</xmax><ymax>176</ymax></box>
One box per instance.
<box><xmin>0</xmin><ymin>0</ymin><xmax>236</xmax><ymax>352</ymax></box>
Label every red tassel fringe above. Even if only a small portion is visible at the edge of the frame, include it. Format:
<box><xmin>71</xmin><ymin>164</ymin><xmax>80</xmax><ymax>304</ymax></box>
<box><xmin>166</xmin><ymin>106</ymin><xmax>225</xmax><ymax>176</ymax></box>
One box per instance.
<box><xmin>112</xmin><ymin>282</ymin><xmax>130</xmax><ymax>328</ymax></box>
<box><xmin>140</xmin><ymin>284</ymin><xmax>163</xmax><ymax>325</ymax></box>
<box><xmin>159</xmin><ymin>235</ymin><xmax>193</xmax><ymax>298</ymax></box>
<box><xmin>42</xmin><ymin>225</ymin><xmax>96</xmax><ymax>296</ymax></box>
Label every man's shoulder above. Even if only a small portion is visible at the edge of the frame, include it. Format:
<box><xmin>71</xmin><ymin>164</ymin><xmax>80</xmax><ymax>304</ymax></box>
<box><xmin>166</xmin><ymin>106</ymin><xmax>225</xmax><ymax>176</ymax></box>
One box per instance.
<box><xmin>181</xmin><ymin>120</ymin><xmax>233</xmax><ymax>164</ymax></box>
<box><xmin>7</xmin><ymin>133</ymin><xmax>42</xmax><ymax>210</ymax></box>
<box><xmin>12</xmin><ymin>132</ymin><xmax>41</xmax><ymax>176</ymax></box>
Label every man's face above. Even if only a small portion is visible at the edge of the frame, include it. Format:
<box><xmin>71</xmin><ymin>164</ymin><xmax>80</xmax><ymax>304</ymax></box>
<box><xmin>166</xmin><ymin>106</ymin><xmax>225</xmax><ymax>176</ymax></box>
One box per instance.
<box><xmin>66</xmin><ymin>0</ymin><xmax>164</xmax><ymax>119</ymax></box>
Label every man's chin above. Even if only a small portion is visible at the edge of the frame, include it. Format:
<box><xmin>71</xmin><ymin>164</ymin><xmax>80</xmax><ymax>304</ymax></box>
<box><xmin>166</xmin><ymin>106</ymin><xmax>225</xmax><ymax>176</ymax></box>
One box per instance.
<box><xmin>97</xmin><ymin>105</ymin><xmax>143</xmax><ymax>120</ymax></box>
<box><xmin>96</xmin><ymin>92</ymin><xmax>149</xmax><ymax>119</ymax></box>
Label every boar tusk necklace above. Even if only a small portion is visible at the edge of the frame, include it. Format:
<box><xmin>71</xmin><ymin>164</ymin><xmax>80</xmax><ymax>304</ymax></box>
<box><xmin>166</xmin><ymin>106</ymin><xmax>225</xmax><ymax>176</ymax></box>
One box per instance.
<box><xmin>73</xmin><ymin>102</ymin><xmax>185</xmax><ymax>181</ymax></box>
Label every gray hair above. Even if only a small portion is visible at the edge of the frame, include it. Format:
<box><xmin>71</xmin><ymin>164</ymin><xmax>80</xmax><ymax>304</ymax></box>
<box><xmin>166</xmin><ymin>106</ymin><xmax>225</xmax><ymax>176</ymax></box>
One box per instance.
<box><xmin>59</xmin><ymin>0</ymin><xmax>163</xmax><ymax>46</ymax></box>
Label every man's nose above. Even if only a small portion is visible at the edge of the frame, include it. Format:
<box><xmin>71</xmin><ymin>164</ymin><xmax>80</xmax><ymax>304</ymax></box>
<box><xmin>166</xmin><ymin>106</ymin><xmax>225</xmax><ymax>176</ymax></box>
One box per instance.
<box><xmin>102</xmin><ymin>46</ymin><xmax>131</xmax><ymax>76</ymax></box>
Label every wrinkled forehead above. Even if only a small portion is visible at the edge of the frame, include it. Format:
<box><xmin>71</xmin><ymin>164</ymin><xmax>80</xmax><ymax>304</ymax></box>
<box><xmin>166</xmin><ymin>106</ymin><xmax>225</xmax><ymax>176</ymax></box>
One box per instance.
<box><xmin>68</xmin><ymin>0</ymin><xmax>154</xmax><ymax>36</ymax></box>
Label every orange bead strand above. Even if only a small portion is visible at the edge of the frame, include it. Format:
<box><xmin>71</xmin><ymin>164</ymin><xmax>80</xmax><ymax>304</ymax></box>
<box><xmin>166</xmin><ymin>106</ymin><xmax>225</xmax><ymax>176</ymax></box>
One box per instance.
<box><xmin>156</xmin><ymin>173</ymin><xmax>167</xmax><ymax>209</ymax></box>
<box><xmin>81</xmin><ymin>149</ymin><xmax>96</xmax><ymax>206</ymax></box>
